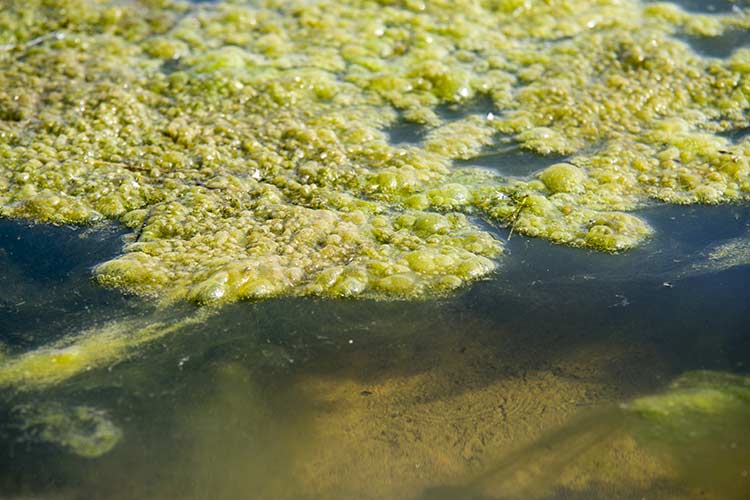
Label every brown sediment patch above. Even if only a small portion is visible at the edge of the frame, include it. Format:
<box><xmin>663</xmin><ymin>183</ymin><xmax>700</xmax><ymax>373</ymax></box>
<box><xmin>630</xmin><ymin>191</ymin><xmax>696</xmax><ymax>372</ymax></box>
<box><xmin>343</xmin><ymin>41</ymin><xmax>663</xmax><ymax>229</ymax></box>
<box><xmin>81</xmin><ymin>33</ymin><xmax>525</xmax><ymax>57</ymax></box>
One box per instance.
<box><xmin>80</xmin><ymin>351</ymin><xmax>745</xmax><ymax>500</ymax></box>
<box><xmin>121</xmin><ymin>317</ymin><xmax>681</xmax><ymax>500</ymax></box>
<box><xmin>286</xmin><ymin>323</ymin><xmax>673</xmax><ymax>499</ymax></box>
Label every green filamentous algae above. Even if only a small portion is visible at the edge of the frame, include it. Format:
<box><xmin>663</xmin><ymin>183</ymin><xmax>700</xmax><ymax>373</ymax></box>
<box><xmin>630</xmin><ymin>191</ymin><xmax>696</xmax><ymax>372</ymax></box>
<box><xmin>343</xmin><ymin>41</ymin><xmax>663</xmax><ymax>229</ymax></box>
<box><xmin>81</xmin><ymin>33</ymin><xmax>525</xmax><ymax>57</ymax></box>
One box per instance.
<box><xmin>2</xmin><ymin>0</ymin><xmax>750</xmax><ymax>306</ymax></box>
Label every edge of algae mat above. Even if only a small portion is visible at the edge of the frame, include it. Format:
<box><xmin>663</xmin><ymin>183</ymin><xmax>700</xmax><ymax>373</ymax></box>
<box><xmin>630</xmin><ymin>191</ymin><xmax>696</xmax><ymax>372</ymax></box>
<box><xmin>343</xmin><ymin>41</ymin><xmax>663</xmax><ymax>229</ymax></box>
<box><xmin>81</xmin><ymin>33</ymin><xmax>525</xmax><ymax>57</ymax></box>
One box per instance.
<box><xmin>1</xmin><ymin>0</ymin><xmax>750</xmax><ymax>306</ymax></box>
<box><xmin>0</xmin><ymin>308</ymin><xmax>214</xmax><ymax>390</ymax></box>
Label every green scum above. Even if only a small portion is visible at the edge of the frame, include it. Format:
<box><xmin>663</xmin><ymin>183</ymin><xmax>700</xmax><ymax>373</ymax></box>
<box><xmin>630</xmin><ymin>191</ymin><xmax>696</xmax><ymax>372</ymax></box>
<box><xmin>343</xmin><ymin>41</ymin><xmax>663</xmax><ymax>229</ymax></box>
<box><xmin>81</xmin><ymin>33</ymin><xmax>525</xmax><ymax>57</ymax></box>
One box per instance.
<box><xmin>1</xmin><ymin>0</ymin><xmax>750</xmax><ymax>306</ymax></box>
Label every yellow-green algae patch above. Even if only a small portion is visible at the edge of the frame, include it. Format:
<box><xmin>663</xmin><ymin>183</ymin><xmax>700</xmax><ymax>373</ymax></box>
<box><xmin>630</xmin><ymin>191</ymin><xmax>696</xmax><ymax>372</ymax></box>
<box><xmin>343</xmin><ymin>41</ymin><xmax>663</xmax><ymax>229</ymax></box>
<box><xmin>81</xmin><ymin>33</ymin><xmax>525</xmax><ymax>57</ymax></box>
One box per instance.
<box><xmin>15</xmin><ymin>403</ymin><xmax>123</xmax><ymax>458</ymax></box>
<box><xmin>623</xmin><ymin>371</ymin><xmax>750</xmax><ymax>499</ymax></box>
<box><xmin>0</xmin><ymin>308</ymin><xmax>212</xmax><ymax>389</ymax></box>
<box><xmin>2</xmin><ymin>0</ymin><xmax>750</xmax><ymax>304</ymax></box>
<box><xmin>627</xmin><ymin>371</ymin><xmax>750</xmax><ymax>427</ymax></box>
<box><xmin>684</xmin><ymin>235</ymin><xmax>750</xmax><ymax>275</ymax></box>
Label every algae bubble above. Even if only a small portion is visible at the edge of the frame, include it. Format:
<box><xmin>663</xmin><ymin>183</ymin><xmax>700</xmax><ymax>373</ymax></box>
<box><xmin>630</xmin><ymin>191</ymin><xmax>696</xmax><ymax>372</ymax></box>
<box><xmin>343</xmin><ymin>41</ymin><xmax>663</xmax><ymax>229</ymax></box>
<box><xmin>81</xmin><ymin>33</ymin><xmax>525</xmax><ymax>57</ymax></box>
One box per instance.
<box><xmin>2</xmin><ymin>0</ymin><xmax>750</xmax><ymax>305</ymax></box>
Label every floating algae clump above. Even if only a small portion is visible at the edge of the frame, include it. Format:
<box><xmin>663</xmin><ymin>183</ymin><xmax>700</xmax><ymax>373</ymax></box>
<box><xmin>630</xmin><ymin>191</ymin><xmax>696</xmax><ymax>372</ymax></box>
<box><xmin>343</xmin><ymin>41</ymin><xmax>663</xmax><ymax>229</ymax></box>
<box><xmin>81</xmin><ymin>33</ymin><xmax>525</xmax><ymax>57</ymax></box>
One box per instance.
<box><xmin>2</xmin><ymin>0</ymin><xmax>750</xmax><ymax>304</ymax></box>
<box><xmin>15</xmin><ymin>403</ymin><xmax>122</xmax><ymax>458</ymax></box>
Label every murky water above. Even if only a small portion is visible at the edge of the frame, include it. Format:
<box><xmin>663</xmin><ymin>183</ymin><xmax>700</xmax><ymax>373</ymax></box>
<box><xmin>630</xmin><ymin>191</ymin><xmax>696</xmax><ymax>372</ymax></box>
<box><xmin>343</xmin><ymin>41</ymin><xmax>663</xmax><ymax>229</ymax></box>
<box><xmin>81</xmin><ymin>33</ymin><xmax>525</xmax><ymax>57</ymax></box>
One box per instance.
<box><xmin>1</xmin><ymin>200</ymin><xmax>749</xmax><ymax>500</ymax></box>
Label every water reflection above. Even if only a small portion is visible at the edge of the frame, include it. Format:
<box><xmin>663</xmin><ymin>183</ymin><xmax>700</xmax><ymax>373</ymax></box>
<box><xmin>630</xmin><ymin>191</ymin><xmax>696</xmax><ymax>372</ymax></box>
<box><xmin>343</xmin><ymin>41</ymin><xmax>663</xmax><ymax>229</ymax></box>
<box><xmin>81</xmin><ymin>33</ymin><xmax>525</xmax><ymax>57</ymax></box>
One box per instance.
<box><xmin>682</xmin><ymin>27</ymin><xmax>750</xmax><ymax>58</ymax></box>
<box><xmin>454</xmin><ymin>148</ymin><xmax>566</xmax><ymax>179</ymax></box>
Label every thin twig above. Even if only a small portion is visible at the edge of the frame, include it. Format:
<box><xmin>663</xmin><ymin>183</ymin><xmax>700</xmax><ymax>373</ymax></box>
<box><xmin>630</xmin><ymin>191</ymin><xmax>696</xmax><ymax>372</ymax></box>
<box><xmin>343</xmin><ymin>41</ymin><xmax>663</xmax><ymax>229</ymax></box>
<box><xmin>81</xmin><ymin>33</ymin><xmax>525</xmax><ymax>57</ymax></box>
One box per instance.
<box><xmin>0</xmin><ymin>31</ymin><xmax>65</xmax><ymax>53</ymax></box>
<box><xmin>507</xmin><ymin>195</ymin><xmax>529</xmax><ymax>241</ymax></box>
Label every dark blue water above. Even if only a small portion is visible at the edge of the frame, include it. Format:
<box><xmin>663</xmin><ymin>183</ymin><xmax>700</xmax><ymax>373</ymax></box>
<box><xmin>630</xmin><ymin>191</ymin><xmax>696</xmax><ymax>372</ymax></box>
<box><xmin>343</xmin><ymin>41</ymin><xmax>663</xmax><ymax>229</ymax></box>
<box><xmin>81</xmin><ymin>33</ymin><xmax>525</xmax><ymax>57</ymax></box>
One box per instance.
<box><xmin>645</xmin><ymin>0</ymin><xmax>749</xmax><ymax>13</ymax></box>
<box><xmin>0</xmin><ymin>220</ymin><xmax>136</xmax><ymax>352</ymax></box>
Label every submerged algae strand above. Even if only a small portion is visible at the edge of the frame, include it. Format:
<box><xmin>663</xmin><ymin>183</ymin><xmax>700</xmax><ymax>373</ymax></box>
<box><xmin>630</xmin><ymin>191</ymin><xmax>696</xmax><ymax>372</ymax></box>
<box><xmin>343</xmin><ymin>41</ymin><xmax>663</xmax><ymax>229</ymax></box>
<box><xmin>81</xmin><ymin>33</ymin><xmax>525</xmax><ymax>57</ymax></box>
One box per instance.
<box><xmin>0</xmin><ymin>307</ymin><xmax>213</xmax><ymax>389</ymax></box>
<box><xmin>1</xmin><ymin>0</ymin><xmax>750</xmax><ymax>305</ymax></box>
<box><xmin>15</xmin><ymin>403</ymin><xmax>123</xmax><ymax>458</ymax></box>
<box><xmin>454</xmin><ymin>370</ymin><xmax>750</xmax><ymax>499</ymax></box>
<box><xmin>624</xmin><ymin>371</ymin><xmax>750</xmax><ymax>499</ymax></box>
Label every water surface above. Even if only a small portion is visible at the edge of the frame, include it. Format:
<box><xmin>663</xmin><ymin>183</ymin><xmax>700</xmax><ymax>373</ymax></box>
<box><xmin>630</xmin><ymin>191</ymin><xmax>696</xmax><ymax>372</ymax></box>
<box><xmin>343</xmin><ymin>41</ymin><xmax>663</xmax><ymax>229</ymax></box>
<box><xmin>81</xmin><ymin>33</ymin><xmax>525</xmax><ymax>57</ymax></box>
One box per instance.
<box><xmin>1</xmin><ymin>201</ymin><xmax>748</xmax><ymax>500</ymax></box>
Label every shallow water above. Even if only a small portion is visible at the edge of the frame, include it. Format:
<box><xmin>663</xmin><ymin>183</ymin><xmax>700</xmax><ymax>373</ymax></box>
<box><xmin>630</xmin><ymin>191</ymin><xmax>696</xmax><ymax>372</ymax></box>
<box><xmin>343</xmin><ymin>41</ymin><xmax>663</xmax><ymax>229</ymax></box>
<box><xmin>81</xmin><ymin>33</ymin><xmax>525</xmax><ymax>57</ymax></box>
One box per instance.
<box><xmin>1</xmin><ymin>200</ymin><xmax>749</xmax><ymax>500</ymax></box>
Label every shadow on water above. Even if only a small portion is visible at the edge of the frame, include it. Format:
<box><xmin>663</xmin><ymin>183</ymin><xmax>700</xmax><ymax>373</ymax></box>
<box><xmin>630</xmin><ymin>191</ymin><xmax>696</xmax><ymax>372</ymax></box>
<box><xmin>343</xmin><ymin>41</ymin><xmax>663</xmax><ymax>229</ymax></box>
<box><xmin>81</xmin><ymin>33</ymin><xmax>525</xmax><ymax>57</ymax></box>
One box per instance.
<box><xmin>412</xmin><ymin>407</ymin><xmax>643</xmax><ymax>500</ymax></box>
<box><xmin>415</xmin><ymin>405</ymin><xmax>750</xmax><ymax>500</ymax></box>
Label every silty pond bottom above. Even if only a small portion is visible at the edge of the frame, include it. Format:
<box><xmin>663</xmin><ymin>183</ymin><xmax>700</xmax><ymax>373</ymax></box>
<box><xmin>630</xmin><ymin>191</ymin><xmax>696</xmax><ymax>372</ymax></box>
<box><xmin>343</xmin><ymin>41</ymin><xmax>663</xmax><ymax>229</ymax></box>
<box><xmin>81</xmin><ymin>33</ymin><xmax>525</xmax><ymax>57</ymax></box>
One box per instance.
<box><xmin>0</xmin><ymin>202</ymin><xmax>748</xmax><ymax>500</ymax></box>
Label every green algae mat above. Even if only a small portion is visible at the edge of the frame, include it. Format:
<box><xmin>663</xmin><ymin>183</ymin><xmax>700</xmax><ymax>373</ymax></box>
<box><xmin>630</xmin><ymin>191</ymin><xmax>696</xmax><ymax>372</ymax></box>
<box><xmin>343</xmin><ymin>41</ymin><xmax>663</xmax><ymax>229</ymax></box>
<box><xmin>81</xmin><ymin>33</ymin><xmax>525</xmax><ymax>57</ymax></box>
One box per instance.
<box><xmin>3</xmin><ymin>0</ymin><xmax>750</xmax><ymax>305</ymax></box>
<box><xmin>1</xmin><ymin>0</ymin><xmax>750</xmax><ymax>498</ymax></box>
